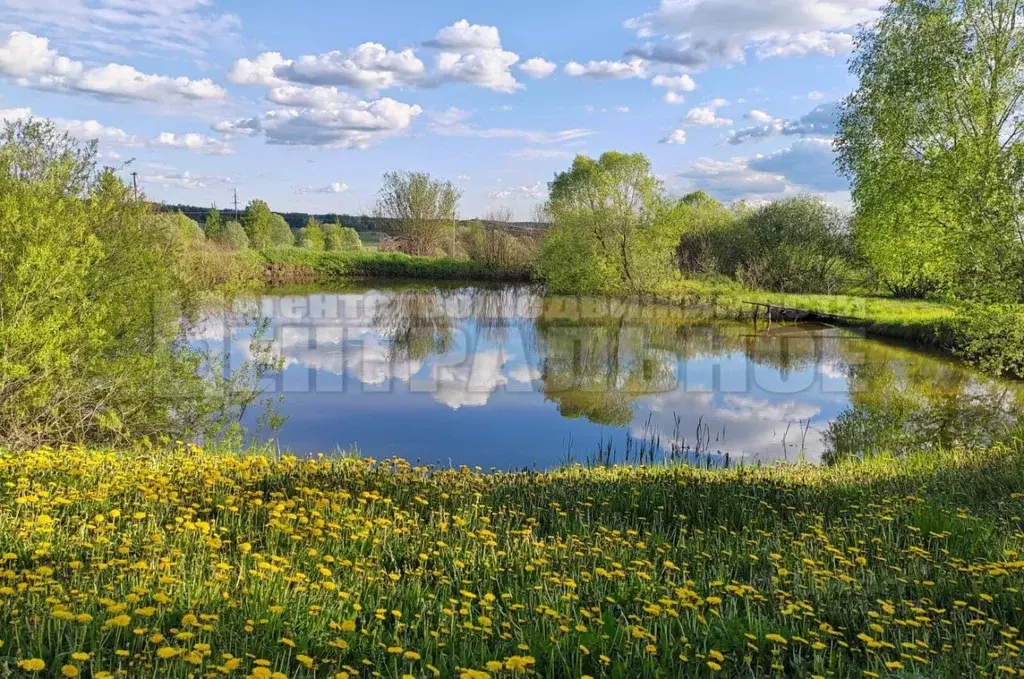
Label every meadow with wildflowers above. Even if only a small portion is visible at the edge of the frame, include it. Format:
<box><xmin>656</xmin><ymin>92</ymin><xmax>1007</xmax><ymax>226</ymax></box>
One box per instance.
<box><xmin>3</xmin><ymin>444</ymin><xmax>1024</xmax><ymax>678</ymax></box>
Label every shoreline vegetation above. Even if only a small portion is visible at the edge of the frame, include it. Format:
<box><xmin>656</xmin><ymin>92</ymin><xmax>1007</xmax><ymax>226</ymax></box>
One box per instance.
<box><xmin>256</xmin><ymin>247</ymin><xmax>957</xmax><ymax>354</ymax></box>
<box><xmin>3</xmin><ymin>442</ymin><xmax>1024</xmax><ymax>678</ymax></box>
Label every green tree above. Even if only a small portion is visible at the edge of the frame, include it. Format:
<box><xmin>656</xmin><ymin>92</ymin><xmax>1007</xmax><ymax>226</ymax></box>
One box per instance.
<box><xmin>837</xmin><ymin>0</ymin><xmax>1024</xmax><ymax>301</ymax></box>
<box><xmin>220</xmin><ymin>220</ymin><xmax>249</xmax><ymax>250</ymax></box>
<box><xmin>338</xmin><ymin>226</ymin><xmax>362</xmax><ymax>251</ymax></box>
<box><xmin>269</xmin><ymin>213</ymin><xmax>294</xmax><ymax>247</ymax></box>
<box><xmin>298</xmin><ymin>217</ymin><xmax>325</xmax><ymax>250</ymax></box>
<box><xmin>205</xmin><ymin>206</ymin><xmax>224</xmax><ymax>240</ymax></box>
<box><xmin>0</xmin><ymin>119</ymin><xmax>256</xmax><ymax>448</ymax></box>
<box><xmin>736</xmin><ymin>197</ymin><xmax>855</xmax><ymax>294</ymax></box>
<box><xmin>241</xmin><ymin>199</ymin><xmax>274</xmax><ymax>250</ymax></box>
<box><xmin>539</xmin><ymin>152</ymin><xmax>680</xmax><ymax>294</ymax></box>
<box><xmin>373</xmin><ymin>171</ymin><xmax>460</xmax><ymax>256</ymax></box>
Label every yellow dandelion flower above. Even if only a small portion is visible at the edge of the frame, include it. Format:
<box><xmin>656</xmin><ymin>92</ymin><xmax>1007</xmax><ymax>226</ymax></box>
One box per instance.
<box><xmin>17</xmin><ymin>659</ymin><xmax>46</xmax><ymax>672</ymax></box>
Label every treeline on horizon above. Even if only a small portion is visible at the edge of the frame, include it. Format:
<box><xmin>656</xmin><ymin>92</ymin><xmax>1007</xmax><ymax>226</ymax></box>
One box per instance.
<box><xmin>150</xmin><ymin>203</ymin><xmax>549</xmax><ymax>233</ymax></box>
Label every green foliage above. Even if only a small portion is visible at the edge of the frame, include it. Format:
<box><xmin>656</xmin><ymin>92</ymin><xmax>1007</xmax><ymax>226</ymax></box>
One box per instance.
<box><xmin>269</xmin><ymin>213</ymin><xmax>294</xmax><ymax>247</ymax></box>
<box><xmin>837</xmin><ymin>0</ymin><xmax>1024</xmax><ymax>302</ymax></box>
<box><xmin>678</xmin><ymin>196</ymin><xmax>858</xmax><ymax>294</ymax></box>
<box><xmin>204</xmin><ymin>206</ymin><xmax>224</xmax><ymax>240</ymax></box>
<box><xmin>0</xmin><ymin>119</ymin><xmax>269</xmax><ymax>450</ymax></box>
<box><xmin>373</xmin><ymin>171</ymin><xmax>460</xmax><ymax>256</ymax></box>
<box><xmin>337</xmin><ymin>226</ymin><xmax>362</xmax><ymax>251</ymax></box>
<box><xmin>217</xmin><ymin>220</ymin><xmax>250</xmax><ymax>250</ymax></box>
<box><xmin>735</xmin><ymin>197</ymin><xmax>857</xmax><ymax>294</ymax></box>
<box><xmin>144</xmin><ymin>211</ymin><xmax>205</xmax><ymax>248</ymax></box>
<box><xmin>540</xmin><ymin>152</ymin><xmax>682</xmax><ymax>294</ymax></box>
<box><xmin>462</xmin><ymin>221</ymin><xmax>537</xmax><ymax>277</ymax></box>
<box><xmin>297</xmin><ymin>216</ymin><xmax>325</xmax><ymax>250</ymax></box>
<box><xmin>241</xmin><ymin>199</ymin><xmax>274</xmax><ymax>250</ymax></box>
<box><xmin>0</xmin><ymin>121</ymin><xmax>205</xmax><ymax>447</ymax></box>
<box><xmin>953</xmin><ymin>304</ymin><xmax>1024</xmax><ymax>377</ymax></box>
<box><xmin>262</xmin><ymin>248</ymin><xmax>531</xmax><ymax>282</ymax></box>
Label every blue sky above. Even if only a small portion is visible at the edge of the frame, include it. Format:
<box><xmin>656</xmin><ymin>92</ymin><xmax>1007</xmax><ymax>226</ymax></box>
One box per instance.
<box><xmin>0</xmin><ymin>0</ymin><xmax>872</xmax><ymax>218</ymax></box>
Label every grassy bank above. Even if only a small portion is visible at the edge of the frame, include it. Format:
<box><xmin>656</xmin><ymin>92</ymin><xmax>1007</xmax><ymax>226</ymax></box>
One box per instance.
<box><xmin>261</xmin><ymin>248</ymin><xmax>533</xmax><ymax>285</ymax></box>
<box><xmin>652</xmin><ymin>278</ymin><xmax>957</xmax><ymax>347</ymax></box>
<box><xmin>3</xmin><ymin>444</ymin><xmax>1024</xmax><ymax>677</ymax></box>
<box><xmin>258</xmin><ymin>248</ymin><xmax>957</xmax><ymax>349</ymax></box>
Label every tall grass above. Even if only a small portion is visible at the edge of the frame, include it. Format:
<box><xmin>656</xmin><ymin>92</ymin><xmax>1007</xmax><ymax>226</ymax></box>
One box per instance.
<box><xmin>2</xmin><ymin>443</ymin><xmax>1024</xmax><ymax>677</ymax></box>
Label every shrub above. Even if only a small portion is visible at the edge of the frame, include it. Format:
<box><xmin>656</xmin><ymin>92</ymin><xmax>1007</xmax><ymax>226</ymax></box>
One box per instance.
<box><xmin>952</xmin><ymin>304</ymin><xmax>1024</xmax><ymax>378</ymax></box>
<box><xmin>262</xmin><ymin>248</ymin><xmax>532</xmax><ymax>282</ymax></box>
<box><xmin>0</xmin><ymin>119</ymin><xmax>268</xmax><ymax>450</ymax></box>
<box><xmin>0</xmin><ymin>122</ymin><xmax>205</xmax><ymax>447</ymax></box>
<box><xmin>678</xmin><ymin>196</ymin><xmax>860</xmax><ymax>295</ymax></box>
<box><xmin>270</xmin><ymin>213</ymin><xmax>294</xmax><ymax>247</ymax></box>
<box><xmin>298</xmin><ymin>217</ymin><xmax>325</xmax><ymax>250</ymax></box>
<box><xmin>462</xmin><ymin>221</ymin><xmax>538</xmax><ymax>276</ymax></box>
<box><xmin>322</xmin><ymin>223</ymin><xmax>362</xmax><ymax>252</ymax></box>
<box><xmin>218</xmin><ymin>220</ymin><xmax>250</xmax><ymax>250</ymax></box>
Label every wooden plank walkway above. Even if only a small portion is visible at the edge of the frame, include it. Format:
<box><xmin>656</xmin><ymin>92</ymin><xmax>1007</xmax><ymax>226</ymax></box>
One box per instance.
<box><xmin>743</xmin><ymin>301</ymin><xmax>867</xmax><ymax>328</ymax></box>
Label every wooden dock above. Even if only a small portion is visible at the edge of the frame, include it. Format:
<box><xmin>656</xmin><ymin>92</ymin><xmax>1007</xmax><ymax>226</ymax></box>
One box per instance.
<box><xmin>743</xmin><ymin>301</ymin><xmax>866</xmax><ymax>329</ymax></box>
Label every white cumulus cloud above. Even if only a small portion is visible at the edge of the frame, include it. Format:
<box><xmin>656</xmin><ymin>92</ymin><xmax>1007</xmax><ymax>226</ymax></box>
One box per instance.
<box><xmin>625</xmin><ymin>0</ymin><xmax>876</xmax><ymax>70</ymax></box>
<box><xmin>564</xmin><ymin>59</ymin><xmax>647</xmax><ymax>79</ymax></box>
<box><xmin>150</xmin><ymin>132</ymin><xmax>233</xmax><ymax>155</ymax></box>
<box><xmin>660</xmin><ymin>129</ymin><xmax>687</xmax><ymax>144</ymax></box>
<box><xmin>683</xmin><ymin>106</ymin><xmax>733</xmax><ymax>127</ymax></box>
<box><xmin>0</xmin><ymin>31</ymin><xmax>226</xmax><ymax>104</ymax></box>
<box><xmin>519</xmin><ymin>57</ymin><xmax>557</xmax><ymax>79</ymax></box>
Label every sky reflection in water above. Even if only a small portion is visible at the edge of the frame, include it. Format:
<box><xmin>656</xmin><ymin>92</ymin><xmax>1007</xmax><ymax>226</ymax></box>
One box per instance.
<box><xmin>190</xmin><ymin>284</ymin><xmax>1022</xmax><ymax>469</ymax></box>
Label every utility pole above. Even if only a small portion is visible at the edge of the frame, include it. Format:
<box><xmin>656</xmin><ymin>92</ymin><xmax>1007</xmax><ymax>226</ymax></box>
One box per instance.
<box><xmin>131</xmin><ymin>171</ymin><xmax>139</xmax><ymax>201</ymax></box>
<box><xmin>233</xmin><ymin>188</ymin><xmax>239</xmax><ymax>220</ymax></box>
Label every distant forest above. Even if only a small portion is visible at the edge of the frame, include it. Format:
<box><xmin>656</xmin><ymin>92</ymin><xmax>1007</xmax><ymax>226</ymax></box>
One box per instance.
<box><xmin>151</xmin><ymin>203</ymin><xmax>547</xmax><ymax>233</ymax></box>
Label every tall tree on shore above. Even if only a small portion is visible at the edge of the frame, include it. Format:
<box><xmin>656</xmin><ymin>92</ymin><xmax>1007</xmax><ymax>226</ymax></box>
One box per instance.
<box><xmin>539</xmin><ymin>152</ymin><xmax>680</xmax><ymax>294</ymax></box>
<box><xmin>241</xmin><ymin>199</ymin><xmax>274</xmax><ymax>250</ymax></box>
<box><xmin>205</xmin><ymin>206</ymin><xmax>224</xmax><ymax>240</ymax></box>
<box><xmin>373</xmin><ymin>171</ymin><xmax>460</xmax><ymax>256</ymax></box>
<box><xmin>836</xmin><ymin>0</ymin><xmax>1024</xmax><ymax>301</ymax></box>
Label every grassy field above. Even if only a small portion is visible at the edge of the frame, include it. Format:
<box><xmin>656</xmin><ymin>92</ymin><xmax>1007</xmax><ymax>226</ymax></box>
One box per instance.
<box><xmin>3</xmin><ymin>444</ymin><xmax>1024</xmax><ymax>678</ymax></box>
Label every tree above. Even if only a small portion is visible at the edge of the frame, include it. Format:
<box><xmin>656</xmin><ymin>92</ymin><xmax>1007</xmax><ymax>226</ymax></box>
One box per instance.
<box><xmin>837</xmin><ymin>0</ymin><xmax>1024</xmax><ymax>302</ymax></box>
<box><xmin>205</xmin><ymin>206</ymin><xmax>224</xmax><ymax>240</ymax></box>
<box><xmin>373</xmin><ymin>171</ymin><xmax>460</xmax><ymax>256</ymax></box>
<box><xmin>539</xmin><ymin>152</ymin><xmax>680</xmax><ymax>294</ymax></box>
<box><xmin>338</xmin><ymin>226</ymin><xmax>362</xmax><ymax>251</ymax></box>
<box><xmin>736</xmin><ymin>197</ymin><xmax>855</xmax><ymax>294</ymax></box>
<box><xmin>269</xmin><ymin>213</ymin><xmax>294</xmax><ymax>247</ymax></box>
<box><xmin>241</xmin><ymin>199</ymin><xmax>274</xmax><ymax>250</ymax></box>
<box><xmin>298</xmin><ymin>217</ymin><xmax>325</xmax><ymax>250</ymax></box>
<box><xmin>220</xmin><ymin>220</ymin><xmax>249</xmax><ymax>250</ymax></box>
<box><xmin>0</xmin><ymin>119</ymin><xmax>245</xmax><ymax>448</ymax></box>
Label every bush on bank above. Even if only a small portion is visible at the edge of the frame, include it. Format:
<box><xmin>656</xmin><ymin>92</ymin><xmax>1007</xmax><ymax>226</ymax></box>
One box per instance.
<box><xmin>262</xmin><ymin>247</ymin><xmax>534</xmax><ymax>283</ymax></box>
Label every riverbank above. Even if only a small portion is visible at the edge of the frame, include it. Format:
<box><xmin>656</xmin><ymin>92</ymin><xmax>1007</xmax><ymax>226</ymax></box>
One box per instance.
<box><xmin>3</xmin><ymin>443</ymin><xmax>1022</xmax><ymax>678</ymax></box>
<box><xmin>256</xmin><ymin>247</ymin><xmax>958</xmax><ymax>350</ymax></box>
<box><xmin>261</xmin><ymin>248</ymin><xmax>533</xmax><ymax>285</ymax></box>
<box><xmin>651</xmin><ymin>278</ymin><xmax>957</xmax><ymax>347</ymax></box>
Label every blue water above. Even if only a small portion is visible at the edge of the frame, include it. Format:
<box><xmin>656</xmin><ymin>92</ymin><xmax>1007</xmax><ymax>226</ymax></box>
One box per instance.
<box><xmin>190</xmin><ymin>283</ymin><xmax>1020</xmax><ymax>468</ymax></box>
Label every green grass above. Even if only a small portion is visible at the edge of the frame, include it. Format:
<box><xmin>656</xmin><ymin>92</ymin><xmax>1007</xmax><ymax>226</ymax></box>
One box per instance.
<box><xmin>262</xmin><ymin>247</ymin><xmax>533</xmax><ymax>283</ymax></box>
<box><xmin>652</xmin><ymin>277</ymin><xmax>956</xmax><ymax>347</ymax></box>
<box><xmin>3</xmin><ymin>443</ymin><xmax>1024</xmax><ymax>678</ymax></box>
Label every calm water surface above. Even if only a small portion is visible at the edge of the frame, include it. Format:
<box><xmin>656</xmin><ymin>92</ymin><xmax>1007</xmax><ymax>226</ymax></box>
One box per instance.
<box><xmin>191</xmin><ymin>282</ymin><xmax>1023</xmax><ymax>468</ymax></box>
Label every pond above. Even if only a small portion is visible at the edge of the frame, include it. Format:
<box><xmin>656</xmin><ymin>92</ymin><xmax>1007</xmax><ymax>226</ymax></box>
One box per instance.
<box><xmin>191</xmin><ymin>282</ymin><xmax>1023</xmax><ymax>469</ymax></box>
